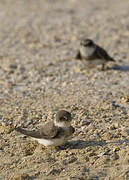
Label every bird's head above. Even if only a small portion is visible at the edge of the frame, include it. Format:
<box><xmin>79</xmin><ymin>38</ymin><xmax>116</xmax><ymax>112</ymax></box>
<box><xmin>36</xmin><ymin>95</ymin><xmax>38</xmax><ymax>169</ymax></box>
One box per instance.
<box><xmin>80</xmin><ymin>39</ymin><xmax>94</xmax><ymax>47</ymax></box>
<box><xmin>55</xmin><ymin>110</ymin><xmax>72</xmax><ymax>127</ymax></box>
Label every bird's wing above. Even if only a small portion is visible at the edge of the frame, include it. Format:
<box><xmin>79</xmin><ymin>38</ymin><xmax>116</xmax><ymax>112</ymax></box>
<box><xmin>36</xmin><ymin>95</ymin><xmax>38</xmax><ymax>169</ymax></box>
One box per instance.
<box><xmin>40</xmin><ymin>122</ymin><xmax>59</xmax><ymax>139</ymax></box>
<box><xmin>54</xmin><ymin>126</ymin><xmax>75</xmax><ymax>139</ymax></box>
<box><xmin>75</xmin><ymin>50</ymin><xmax>82</xmax><ymax>59</ymax></box>
<box><xmin>15</xmin><ymin>127</ymin><xmax>41</xmax><ymax>138</ymax></box>
<box><xmin>96</xmin><ymin>46</ymin><xmax>115</xmax><ymax>61</ymax></box>
<box><xmin>15</xmin><ymin>122</ymin><xmax>59</xmax><ymax>139</ymax></box>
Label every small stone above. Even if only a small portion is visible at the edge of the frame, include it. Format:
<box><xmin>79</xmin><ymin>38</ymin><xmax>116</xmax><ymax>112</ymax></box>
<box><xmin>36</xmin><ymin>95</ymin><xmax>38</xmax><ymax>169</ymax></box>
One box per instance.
<box><xmin>121</xmin><ymin>95</ymin><xmax>129</xmax><ymax>103</ymax></box>
<box><xmin>125</xmin><ymin>128</ymin><xmax>129</xmax><ymax>135</ymax></box>
<box><xmin>113</xmin><ymin>122</ymin><xmax>120</xmax><ymax>129</ymax></box>
<box><xmin>81</xmin><ymin>119</ymin><xmax>92</xmax><ymax>126</ymax></box>
<box><xmin>47</xmin><ymin>168</ymin><xmax>62</xmax><ymax>175</ymax></box>
<box><xmin>9</xmin><ymin>64</ymin><xmax>17</xmax><ymax>69</ymax></box>
<box><xmin>109</xmin><ymin>125</ymin><xmax>116</xmax><ymax>130</ymax></box>
<box><xmin>121</xmin><ymin>128</ymin><xmax>129</xmax><ymax>136</ymax></box>
<box><xmin>112</xmin><ymin>153</ymin><xmax>119</xmax><ymax>160</ymax></box>
<box><xmin>11</xmin><ymin>173</ymin><xmax>30</xmax><ymax>180</ymax></box>
<box><xmin>85</xmin><ymin>124</ymin><xmax>95</xmax><ymax>131</ymax></box>
<box><xmin>98</xmin><ymin>149</ymin><xmax>110</xmax><ymax>157</ymax></box>
<box><xmin>113</xmin><ymin>147</ymin><xmax>120</xmax><ymax>152</ymax></box>
<box><xmin>89</xmin><ymin>152</ymin><xmax>96</xmax><ymax>157</ymax></box>
<box><xmin>62</xmin><ymin>156</ymin><xmax>77</xmax><ymax>165</ymax></box>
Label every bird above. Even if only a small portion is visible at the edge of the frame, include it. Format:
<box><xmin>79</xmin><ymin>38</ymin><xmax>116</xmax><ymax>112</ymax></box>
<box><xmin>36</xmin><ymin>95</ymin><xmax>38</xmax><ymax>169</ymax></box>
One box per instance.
<box><xmin>76</xmin><ymin>39</ymin><xmax>115</xmax><ymax>70</ymax></box>
<box><xmin>15</xmin><ymin>110</ymin><xmax>75</xmax><ymax>147</ymax></box>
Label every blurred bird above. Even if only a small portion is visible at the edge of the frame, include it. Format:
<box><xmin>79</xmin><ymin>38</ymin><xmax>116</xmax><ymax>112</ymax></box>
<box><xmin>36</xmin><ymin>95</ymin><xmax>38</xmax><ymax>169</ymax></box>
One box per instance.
<box><xmin>15</xmin><ymin>110</ymin><xmax>75</xmax><ymax>147</ymax></box>
<box><xmin>76</xmin><ymin>39</ymin><xmax>115</xmax><ymax>70</ymax></box>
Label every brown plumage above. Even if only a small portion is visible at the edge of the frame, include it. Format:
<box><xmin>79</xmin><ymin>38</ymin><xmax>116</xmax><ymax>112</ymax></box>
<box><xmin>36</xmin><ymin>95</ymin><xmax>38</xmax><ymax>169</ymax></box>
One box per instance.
<box><xmin>15</xmin><ymin>110</ymin><xmax>75</xmax><ymax>147</ymax></box>
<box><xmin>76</xmin><ymin>39</ymin><xmax>115</xmax><ymax>70</ymax></box>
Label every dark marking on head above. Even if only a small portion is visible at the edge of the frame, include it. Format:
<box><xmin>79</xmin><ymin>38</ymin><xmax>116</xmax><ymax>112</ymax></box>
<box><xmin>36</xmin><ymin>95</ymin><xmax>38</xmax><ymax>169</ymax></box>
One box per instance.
<box><xmin>80</xmin><ymin>39</ymin><xmax>94</xmax><ymax>47</ymax></box>
<box><xmin>56</xmin><ymin>110</ymin><xmax>72</xmax><ymax>122</ymax></box>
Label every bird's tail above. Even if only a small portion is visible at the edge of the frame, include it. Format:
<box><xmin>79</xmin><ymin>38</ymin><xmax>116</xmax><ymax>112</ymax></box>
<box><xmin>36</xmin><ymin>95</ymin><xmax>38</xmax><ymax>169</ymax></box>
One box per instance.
<box><xmin>15</xmin><ymin>127</ymin><xmax>40</xmax><ymax>138</ymax></box>
<box><xmin>109</xmin><ymin>57</ymin><xmax>115</xmax><ymax>62</ymax></box>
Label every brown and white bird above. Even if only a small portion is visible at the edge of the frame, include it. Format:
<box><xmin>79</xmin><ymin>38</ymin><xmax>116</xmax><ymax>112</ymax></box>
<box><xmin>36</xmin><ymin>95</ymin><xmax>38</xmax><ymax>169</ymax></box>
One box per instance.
<box><xmin>15</xmin><ymin>110</ymin><xmax>75</xmax><ymax>147</ymax></box>
<box><xmin>76</xmin><ymin>39</ymin><xmax>115</xmax><ymax>70</ymax></box>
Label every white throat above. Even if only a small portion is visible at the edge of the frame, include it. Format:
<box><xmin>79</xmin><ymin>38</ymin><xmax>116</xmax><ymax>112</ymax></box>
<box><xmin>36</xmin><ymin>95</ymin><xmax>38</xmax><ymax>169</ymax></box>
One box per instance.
<box><xmin>55</xmin><ymin>121</ymin><xmax>70</xmax><ymax>127</ymax></box>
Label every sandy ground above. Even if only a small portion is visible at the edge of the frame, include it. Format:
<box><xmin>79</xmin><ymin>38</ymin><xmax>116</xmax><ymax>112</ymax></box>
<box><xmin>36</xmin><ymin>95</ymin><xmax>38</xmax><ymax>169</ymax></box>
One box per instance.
<box><xmin>0</xmin><ymin>0</ymin><xmax>129</xmax><ymax>179</ymax></box>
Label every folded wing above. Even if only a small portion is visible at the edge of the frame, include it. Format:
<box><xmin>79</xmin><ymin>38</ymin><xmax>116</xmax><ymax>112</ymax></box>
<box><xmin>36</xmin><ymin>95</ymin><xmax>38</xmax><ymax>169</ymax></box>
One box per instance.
<box><xmin>96</xmin><ymin>46</ymin><xmax>115</xmax><ymax>62</ymax></box>
<box><xmin>15</xmin><ymin>122</ymin><xmax>59</xmax><ymax>139</ymax></box>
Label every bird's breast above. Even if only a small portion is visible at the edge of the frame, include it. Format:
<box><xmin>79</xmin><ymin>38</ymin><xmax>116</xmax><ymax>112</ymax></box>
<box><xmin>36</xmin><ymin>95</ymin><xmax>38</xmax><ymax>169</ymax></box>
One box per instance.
<box><xmin>80</xmin><ymin>46</ymin><xmax>95</xmax><ymax>60</ymax></box>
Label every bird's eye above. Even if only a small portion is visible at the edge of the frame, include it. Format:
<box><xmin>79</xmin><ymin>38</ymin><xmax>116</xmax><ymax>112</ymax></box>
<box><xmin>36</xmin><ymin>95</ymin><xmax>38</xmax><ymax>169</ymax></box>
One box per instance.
<box><xmin>60</xmin><ymin>117</ymin><xmax>67</xmax><ymax>121</ymax></box>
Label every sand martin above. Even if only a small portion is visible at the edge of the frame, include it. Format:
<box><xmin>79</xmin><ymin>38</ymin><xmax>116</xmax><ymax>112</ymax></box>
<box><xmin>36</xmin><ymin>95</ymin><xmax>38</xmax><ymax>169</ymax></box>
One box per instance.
<box><xmin>15</xmin><ymin>110</ymin><xmax>75</xmax><ymax>147</ymax></box>
<box><xmin>76</xmin><ymin>39</ymin><xmax>115</xmax><ymax>70</ymax></box>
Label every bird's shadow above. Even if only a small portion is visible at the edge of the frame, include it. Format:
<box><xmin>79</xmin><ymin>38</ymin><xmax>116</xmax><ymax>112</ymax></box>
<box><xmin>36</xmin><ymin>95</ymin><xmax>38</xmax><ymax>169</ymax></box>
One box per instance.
<box><xmin>61</xmin><ymin>138</ymin><xmax>129</xmax><ymax>150</ymax></box>
<box><xmin>111</xmin><ymin>64</ymin><xmax>129</xmax><ymax>72</ymax></box>
<box><xmin>66</xmin><ymin>140</ymin><xmax>107</xmax><ymax>150</ymax></box>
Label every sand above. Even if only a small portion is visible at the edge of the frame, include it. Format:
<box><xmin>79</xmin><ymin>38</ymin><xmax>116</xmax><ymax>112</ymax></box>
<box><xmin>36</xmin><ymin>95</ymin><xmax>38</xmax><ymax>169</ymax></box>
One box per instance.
<box><xmin>0</xmin><ymin>0</ymin><xmax>129</xmax><ymax>179</ymax></box>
